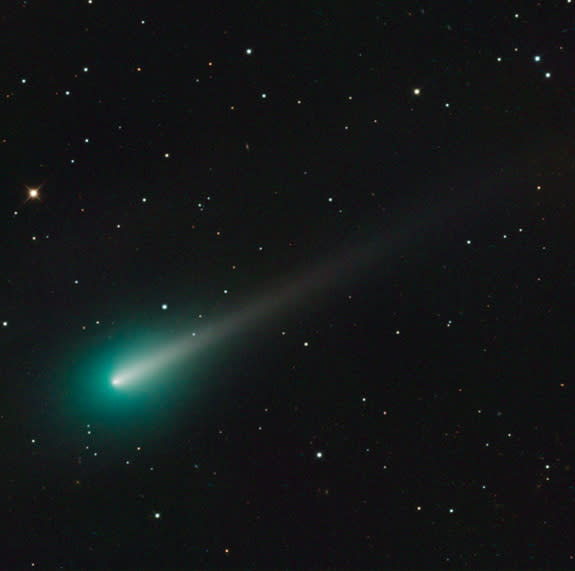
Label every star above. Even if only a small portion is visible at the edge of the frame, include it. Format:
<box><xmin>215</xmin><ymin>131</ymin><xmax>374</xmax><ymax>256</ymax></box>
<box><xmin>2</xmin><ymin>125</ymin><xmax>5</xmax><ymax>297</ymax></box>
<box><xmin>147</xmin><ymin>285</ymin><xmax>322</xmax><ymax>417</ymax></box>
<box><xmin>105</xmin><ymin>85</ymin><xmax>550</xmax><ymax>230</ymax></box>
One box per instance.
<box><xmin>26</xmin><ymin>186</ymin><xmax>40</xmax><ymax>200</ymax></box>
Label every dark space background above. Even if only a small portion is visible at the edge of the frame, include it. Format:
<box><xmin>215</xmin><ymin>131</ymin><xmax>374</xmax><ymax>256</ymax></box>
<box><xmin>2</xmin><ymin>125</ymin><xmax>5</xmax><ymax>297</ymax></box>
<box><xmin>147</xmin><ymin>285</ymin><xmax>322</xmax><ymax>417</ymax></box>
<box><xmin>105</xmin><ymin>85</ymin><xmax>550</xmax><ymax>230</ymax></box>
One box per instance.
<box><xmin>2</xmin><ymin>1</ymin><xmax>575</xmax><ymax>569</ymax></box>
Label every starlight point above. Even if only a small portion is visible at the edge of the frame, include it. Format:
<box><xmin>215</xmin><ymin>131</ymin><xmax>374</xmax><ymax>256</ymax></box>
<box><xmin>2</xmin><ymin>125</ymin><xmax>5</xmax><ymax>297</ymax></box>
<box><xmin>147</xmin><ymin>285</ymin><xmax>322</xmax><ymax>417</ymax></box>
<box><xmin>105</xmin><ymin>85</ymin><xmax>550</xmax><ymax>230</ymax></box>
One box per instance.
<box><xmin>26</xmin><ymin>186</ymin><xmax>40</xmax><ymax>200</ymax></box>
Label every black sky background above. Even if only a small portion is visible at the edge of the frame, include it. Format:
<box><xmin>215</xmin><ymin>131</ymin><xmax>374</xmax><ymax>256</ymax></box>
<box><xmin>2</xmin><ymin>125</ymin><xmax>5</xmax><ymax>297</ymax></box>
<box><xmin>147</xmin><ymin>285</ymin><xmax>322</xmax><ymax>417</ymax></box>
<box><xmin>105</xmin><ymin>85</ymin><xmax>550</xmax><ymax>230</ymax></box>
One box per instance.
<box><xmin>3</xmin><ymin>1</ymin><xmax>575</xmax><ymax>569</ymax></box>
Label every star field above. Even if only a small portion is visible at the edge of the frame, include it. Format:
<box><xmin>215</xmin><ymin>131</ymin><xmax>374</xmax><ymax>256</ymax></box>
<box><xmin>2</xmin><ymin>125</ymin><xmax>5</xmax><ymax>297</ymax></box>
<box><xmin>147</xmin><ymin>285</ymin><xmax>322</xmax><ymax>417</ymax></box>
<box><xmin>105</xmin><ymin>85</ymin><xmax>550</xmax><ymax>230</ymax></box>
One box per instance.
<box><xmin>3</xmin><ymin>1</ymin><xmax>575</xmax><ymax>569</ymax></box>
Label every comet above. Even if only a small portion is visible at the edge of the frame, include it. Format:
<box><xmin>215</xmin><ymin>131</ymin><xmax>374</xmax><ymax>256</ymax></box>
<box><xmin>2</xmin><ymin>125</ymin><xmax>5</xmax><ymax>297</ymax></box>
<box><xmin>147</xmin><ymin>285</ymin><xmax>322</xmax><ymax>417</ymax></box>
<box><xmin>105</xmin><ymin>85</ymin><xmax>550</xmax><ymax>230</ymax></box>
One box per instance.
<box><xmin>110</xmin><ymin>233</ymin><xmax>385</xmax><ymax>389</ymax></box>
<box><xmin>109</xmin><ymin>183</ymin><xmax>496</xmax><ymax>390</ymax></box>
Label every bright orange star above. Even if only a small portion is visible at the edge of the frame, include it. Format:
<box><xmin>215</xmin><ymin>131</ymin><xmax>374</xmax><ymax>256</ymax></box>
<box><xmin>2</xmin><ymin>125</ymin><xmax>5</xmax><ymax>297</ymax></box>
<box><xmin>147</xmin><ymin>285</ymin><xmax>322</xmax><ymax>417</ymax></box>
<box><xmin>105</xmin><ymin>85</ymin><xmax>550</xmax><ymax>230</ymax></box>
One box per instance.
<box><xmin>24</xmin><ymin>183</ymin><xmax>44</xmax><ymax>202</ymax></box>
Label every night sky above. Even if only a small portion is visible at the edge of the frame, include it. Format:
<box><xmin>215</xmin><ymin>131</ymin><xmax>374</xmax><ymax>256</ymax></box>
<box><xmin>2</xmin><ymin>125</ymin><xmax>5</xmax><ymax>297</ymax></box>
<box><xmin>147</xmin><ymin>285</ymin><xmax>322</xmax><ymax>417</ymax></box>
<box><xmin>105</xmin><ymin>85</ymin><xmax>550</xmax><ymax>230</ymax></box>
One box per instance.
<box><xmin>3</xmin><ymin>1</ymin><xmax>575</xmax><ymax>569</ymax></box>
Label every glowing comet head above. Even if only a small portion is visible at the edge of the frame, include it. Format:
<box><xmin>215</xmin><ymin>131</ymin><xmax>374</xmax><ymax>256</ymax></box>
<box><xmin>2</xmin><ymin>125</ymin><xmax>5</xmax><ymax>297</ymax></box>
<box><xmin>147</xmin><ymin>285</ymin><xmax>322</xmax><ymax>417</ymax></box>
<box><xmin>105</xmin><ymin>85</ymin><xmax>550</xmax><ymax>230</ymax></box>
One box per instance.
<box><xmin>111</xmin><ymin>376</ymin><xmax>123</xmax><ymax>387</ymax></box>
